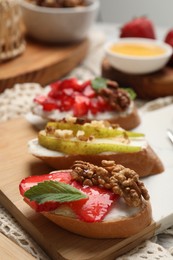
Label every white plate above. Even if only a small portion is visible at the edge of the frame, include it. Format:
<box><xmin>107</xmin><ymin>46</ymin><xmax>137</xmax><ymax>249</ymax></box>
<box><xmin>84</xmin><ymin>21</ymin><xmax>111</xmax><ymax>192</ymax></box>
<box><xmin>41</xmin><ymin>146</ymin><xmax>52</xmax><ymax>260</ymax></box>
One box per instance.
<box><xmin>135</xmin><ymin>104</ymin><xmax>173</xmax><ymax>234</ymax></box>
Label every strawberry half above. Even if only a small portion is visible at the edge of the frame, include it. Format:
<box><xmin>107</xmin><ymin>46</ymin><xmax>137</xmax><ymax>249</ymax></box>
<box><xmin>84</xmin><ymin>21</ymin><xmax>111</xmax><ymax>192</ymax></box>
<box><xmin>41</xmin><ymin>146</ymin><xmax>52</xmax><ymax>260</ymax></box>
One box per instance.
<box><xmin>120</xmin><ymin>17</ymin><xmax>156</xmax><ymax>39</ymax></box>
<box><xmin>70</xmin><ymin>181</ymin><xmax>117</xmax><ymax>222</ymax></box>
<box><xmin>19</xmin><ymin>171</ymin><xmax>119</xmax><ymax>222</ymax></box>
<box><xmin>164</xmin><ymin>29</ymin><xmax>173</xmax><ymax>66</ymax></box>
<box><xmin>19</xmin><ymin>171</ymin><xmax>72</xmax><ymax>212</ymax></box>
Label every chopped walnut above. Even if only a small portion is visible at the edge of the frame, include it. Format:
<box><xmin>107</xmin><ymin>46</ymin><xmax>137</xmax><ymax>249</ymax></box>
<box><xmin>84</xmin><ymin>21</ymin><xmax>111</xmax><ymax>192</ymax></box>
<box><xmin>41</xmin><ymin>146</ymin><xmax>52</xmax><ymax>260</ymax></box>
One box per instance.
<box><xmin>28</xmin><ymin>0</ymin><xmax>86</xmax><ymax>8</ymax></box>
<box><xmin>71</xmin><ymin>160</ymin><xmax>150</xmax><ymax>207</ymax></box>
<box><xmin>99</xmin><ymin>80</ymin><xmax>131</xmax><ymax>112</ymax></box>
<box><xmin>54</xmin><ymin>129</ymin><xmax>73</xmax><ymax>138</ymax></box>
<box><xmin>65</xmin><ymin>116</ymin><xmax>77</xmax><ymax>124</ymax></box>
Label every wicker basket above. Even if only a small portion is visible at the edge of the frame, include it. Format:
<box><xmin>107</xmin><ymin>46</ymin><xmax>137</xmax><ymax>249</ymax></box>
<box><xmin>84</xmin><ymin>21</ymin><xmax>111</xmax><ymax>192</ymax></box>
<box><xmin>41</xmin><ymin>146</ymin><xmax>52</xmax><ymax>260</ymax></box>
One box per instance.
<box><xmin>0</xmin><ymin>0</ymin><xmax>26</xmax><ymax>62</ymax></box>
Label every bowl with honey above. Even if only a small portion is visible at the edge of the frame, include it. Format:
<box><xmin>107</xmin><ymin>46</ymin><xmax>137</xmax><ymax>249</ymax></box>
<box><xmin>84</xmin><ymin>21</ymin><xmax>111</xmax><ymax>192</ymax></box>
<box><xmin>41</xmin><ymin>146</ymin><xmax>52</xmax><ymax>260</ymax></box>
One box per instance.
<box><xmin>105</xmin><ymin>38</ymin><xmax>172</xmax><ymax>74</ymax></box>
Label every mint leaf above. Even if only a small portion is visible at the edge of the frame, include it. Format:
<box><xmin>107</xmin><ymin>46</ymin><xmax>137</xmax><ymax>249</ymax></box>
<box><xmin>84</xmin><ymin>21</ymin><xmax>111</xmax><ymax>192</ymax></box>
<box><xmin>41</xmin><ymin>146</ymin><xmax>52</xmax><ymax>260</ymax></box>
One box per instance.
<box><xmin>124</xmin><ymin>88</ymin><xmax>137</xmax><ymax>100</ymax></box>
<box><xmin>24</xmin><ymin>180</ymin><xmax>88</xmax><ymax>204</ymax></box>
<box><xmin>91</xmin><ymin>77</ymin><xmax>107</xmax><ymax>91</ymax></box>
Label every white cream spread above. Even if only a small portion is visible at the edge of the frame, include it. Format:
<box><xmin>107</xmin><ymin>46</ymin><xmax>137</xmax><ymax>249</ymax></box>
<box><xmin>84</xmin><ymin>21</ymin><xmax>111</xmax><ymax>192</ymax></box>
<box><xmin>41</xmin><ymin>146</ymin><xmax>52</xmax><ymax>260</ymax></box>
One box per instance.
<box><xmin>104</xmin><ymin>198</ymin><xmax>140</xmax><ymax>221</ymax></box>
<box><xmin>52</xmin><ymin>197</ymin><xmax>141</xmax><ymax>221</ymax></box>
<box><xmin>32</xmin><ymin>101</ymin><xmax>134</xmax><ymax>121</ymax></box>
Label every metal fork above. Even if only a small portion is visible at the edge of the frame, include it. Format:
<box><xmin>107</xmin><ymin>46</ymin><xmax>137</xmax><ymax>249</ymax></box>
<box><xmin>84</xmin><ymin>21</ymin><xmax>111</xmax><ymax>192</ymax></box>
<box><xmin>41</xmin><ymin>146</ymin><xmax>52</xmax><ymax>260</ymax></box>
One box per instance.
<box><xmin>167</xmin><ymin>129</ymin><xmax>173</xmax><ymax>145</ymax></box>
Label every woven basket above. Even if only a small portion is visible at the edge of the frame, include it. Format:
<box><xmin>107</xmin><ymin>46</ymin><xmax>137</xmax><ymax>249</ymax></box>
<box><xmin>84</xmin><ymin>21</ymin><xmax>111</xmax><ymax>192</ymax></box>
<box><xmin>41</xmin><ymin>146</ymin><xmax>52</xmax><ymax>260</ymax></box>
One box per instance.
<box><xmin>0</xmin><ymin>0</ymin><xmax>26</xmax><ymax>62</ymax></box>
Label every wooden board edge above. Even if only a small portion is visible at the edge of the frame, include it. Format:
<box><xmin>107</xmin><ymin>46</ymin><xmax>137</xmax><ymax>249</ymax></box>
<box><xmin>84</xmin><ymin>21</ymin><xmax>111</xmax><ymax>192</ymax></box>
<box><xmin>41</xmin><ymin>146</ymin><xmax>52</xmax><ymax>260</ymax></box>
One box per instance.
<box><xmin>0</xmin><ymin>39</ymin><xmax>90</xmax><ymax>92</ymax></box>
<box><xmin>93</xmin><ymin>221</ymin><xmax>160</xmax><ymax>260</ymax></box>
<box><xmin>0</xmin><ymin>188</ymin><xmax>160</xmax><ymax>260</ymax></box>
<box><xmin>0</xmin><ymin>190</ymin><xmax>64</xmax><ymax>260</ymax></box>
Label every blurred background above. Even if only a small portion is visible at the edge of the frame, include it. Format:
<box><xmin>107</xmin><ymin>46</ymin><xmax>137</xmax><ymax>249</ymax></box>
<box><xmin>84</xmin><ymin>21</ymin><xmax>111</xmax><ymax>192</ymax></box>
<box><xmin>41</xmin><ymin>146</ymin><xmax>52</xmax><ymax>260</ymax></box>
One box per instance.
<box><xmin>98</xmin><ymin>0</ymin><xmax>173</xmax><ymax>27</ymax></box>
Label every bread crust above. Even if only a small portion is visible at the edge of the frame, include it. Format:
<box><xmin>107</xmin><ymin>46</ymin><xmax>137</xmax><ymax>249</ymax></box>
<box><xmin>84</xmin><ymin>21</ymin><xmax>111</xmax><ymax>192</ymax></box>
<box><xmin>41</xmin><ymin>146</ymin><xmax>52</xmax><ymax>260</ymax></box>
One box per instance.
<box><xmin>32</xmin><ymin>101</ymin><xmax>140</xmax><ymax>130</ymax></box>
<box><xmin>42</xmin><ymin>201</ymin><xmax>152</xmax><ymax>238</ymax></box>
<box><xmin>107</xmin><ymin>105</ymin><xmax>141</xmax><ymax>130</ymax></box>
<box><xmin>33</xmin><ymin>144</ymin><xmax>164</xmax><ymax>177</ymax></box>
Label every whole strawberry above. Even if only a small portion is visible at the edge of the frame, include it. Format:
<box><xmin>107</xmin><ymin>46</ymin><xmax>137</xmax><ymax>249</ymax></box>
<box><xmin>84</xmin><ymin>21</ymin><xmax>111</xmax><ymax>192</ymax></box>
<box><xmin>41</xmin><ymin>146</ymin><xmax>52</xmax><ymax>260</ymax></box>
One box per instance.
<box><xmin>164</xmin><ymin>29</ymin><xmax>173</xmax><ymax>66</ymax></box>
<box><xmin>120</xmin><ymin>17</ymin><xmax>156</xmax><ymax>39</ymax></box>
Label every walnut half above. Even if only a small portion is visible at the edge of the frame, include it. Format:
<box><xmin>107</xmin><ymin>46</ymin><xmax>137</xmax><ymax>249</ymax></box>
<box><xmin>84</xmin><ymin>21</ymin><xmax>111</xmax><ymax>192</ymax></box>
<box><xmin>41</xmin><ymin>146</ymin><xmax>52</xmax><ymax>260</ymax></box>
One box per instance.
<box><xmin>71</xmin><ymin>160</ymin><xmax>150</xmax><ymax>207</ymax></box>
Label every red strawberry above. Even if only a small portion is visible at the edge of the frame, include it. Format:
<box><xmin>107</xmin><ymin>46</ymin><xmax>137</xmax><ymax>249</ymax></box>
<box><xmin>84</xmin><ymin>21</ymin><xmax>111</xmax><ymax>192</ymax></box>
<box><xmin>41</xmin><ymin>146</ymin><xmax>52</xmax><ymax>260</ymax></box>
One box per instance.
<box><xmin>19</xmin><ymin>171</ymin><xmax>72</xmax><ymax>212</ymax></box>
<box><xmin>60</xmin><ymin>78</ymin><xmax>82</xmax><ymax>91</ymax></box>
<box><xmin>120</xmin><ymin>17</ymin><xmax>156</xmax><ymax>39</ymax></box>
<box><xmin>70</xmin><ymin>181</ymin><xmax>118</xmax><ymax>222</ymax></box>
<box><xmin>164</xmin><ymin>29</ymin><xmax>173</xmax><ymax>66</ymax></box>
<box><xmin>83</xmin><ymin>84</ymin><xmax>96</xmax><ymax>98</ymax></box>
<box><xmin>33</xmin><ymin>77</ymin><xmax>124</xmax><ymax>115</ymax></box>
<box><xmin>42</xmin><ymin>100</ymin><xmax>58</xmax><ymax>111</ymax></box>
<box><xmin>73</xmin><ymin>95</ymin><xmax>89</xmax><ymax>117</ymax></box>
<box><xmin>19</xmin><ymin>171</ymin><xmax>72</xmax><ymax>195</ymax></box>
<box><xmin>49</xmin><ymin>81</ymin><xmax>61</xmax><ymax>98</ymax></box>
<box><xmin>34</xmin><ymin>95</ymin><xmax>47</xmax><ymax>105</ymax></box>
<box><xmin>19</xmin><ymin>171</ymin><xmax>119</xmax><ymax>222</ymax></box>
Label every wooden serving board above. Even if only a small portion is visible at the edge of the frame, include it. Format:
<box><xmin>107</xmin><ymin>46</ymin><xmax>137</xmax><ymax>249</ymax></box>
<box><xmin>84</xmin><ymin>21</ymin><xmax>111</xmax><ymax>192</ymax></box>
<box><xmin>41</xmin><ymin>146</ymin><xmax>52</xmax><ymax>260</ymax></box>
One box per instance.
<box><xmin>102</xmin><ymin>58</ymin><xmax>173</xmax><ymax>99</ymax></box>
<box><xmin>1</xmin><ymin>104</ymin><xmax>173</xmax><ymax>259</ymax></box>
<box><xmin>0</xmin><ymin>38</ymin><xmax>89</xmax><ymax>93</ymax></box>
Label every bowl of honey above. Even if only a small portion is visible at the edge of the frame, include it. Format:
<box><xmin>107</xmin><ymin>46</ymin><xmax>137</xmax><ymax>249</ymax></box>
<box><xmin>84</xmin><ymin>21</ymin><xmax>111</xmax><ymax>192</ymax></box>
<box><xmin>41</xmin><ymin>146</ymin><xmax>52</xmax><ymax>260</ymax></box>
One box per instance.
<box><xmin>105</xmin><ymin>38</ymin><xmax>172</xmax><ymax>74</ymax></box>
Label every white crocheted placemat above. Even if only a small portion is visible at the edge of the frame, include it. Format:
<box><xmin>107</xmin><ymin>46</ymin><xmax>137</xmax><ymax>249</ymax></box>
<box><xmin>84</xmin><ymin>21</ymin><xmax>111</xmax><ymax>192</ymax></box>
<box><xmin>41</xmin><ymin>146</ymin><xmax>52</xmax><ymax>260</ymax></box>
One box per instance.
<box><xmin>0</xmin><ymin>28</ymin><xmax>173</xmax><ymax>259</ymax></box>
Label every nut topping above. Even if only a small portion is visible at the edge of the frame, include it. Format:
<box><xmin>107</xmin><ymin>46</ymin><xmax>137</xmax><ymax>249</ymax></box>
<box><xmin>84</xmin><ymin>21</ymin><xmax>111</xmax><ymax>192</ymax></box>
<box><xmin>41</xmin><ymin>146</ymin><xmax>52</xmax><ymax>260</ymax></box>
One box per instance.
<box><xmin>99</xmin><ymin>80</ymin><xmax>131</xmax><ymax>111</ymax></box>
<box><xmin>28</xmin><ymin>0</ymin><xmax>86</xmax><ymax>8</ymax></box>
<box><xmin>71</xmin><ymin>160</ymin><xmax>150</xmax><ymax>207</ymax></box>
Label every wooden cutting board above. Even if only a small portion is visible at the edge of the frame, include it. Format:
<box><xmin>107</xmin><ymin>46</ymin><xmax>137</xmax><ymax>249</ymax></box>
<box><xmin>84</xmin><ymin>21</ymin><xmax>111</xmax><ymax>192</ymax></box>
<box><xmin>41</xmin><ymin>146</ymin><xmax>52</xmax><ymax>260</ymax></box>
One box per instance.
<box><xmin>1</xmin><ymin>105</ymin><xmax>173</xmax><ymax>259</ymax></box>
<box><xmin>0</xmin><ymin>38</ymin><xmax>89</xmax><ymax>93</ymax></box>
<box><xmin>102</xmin><ymin>58</ymin><xmax>173</xmax><ymax>99</ymax></box>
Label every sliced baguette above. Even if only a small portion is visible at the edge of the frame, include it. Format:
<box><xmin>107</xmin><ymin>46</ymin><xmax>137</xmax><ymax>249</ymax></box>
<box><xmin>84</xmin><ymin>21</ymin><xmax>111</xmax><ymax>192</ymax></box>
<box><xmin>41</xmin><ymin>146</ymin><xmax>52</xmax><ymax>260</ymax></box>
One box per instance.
<box><xmin>20</xmin><ymin>161</ymin><xmax>153</xmax><ymax>239</ymax></box>
<box><xmin>32</xmin><ymin>84</ymin><xmax>140</xmax><ymax>130</ymax></box>
<box><xmin>28</xmin><ymin>139</ymin><xmax>164</xmax><ymax>177</ymax></box>
<box><xmin>32</xmin><ymin>101</ymin><xmax>140</xmax><ymax>131</ymax></box>
<box><xmin>103</xmin><ymin>104</ymin><xmax>141</xmax><ymax>130</ymax></box>
<box><xmin>42</xmin><ymin>200</ymin><xmax>152</xmax><ymax>239</ymax></box>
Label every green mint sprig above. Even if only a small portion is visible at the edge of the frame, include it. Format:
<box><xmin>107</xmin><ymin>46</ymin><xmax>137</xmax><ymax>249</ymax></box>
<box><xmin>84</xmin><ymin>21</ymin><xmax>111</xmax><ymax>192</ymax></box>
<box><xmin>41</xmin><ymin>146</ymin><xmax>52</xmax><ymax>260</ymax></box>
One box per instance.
<box><xmin>24</xmin><ymin>180</ymin><xmax>88</xmax><ymax>204</ymax></box>
<box><xmin>91</xmin><ymin>77</ymin><xmax>137</xmax><ymax>100</ymax></box>
<box><xmin>124</xmin><ymin>88</ymin><xmax>137</xmax><ymax>100</ymax></box>
<box><xmin>91</xmin><ymin>77</ymin><xmax>107</xmax><ymax>91</ymax></box>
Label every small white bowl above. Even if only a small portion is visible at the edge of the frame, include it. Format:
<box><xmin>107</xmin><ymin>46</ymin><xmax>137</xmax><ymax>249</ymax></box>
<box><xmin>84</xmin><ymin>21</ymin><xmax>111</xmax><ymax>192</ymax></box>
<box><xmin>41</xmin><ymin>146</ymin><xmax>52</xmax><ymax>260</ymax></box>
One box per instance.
<box><xmin>20</xmin><ymin>0</ymin><xmax>99</xmax><ymax>43</ymax></box>
<box><xmin>105</xmin><ymin>38</ymin><xmax>173</xmax><ymax>74</ymax></box>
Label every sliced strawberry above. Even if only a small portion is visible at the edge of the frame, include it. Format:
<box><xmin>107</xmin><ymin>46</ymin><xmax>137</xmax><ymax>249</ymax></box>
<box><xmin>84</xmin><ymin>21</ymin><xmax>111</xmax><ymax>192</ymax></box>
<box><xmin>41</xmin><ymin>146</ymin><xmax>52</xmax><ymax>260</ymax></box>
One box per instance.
<box><xmin>83</xmin><ymin>84</ymin><xmax>96</xmax><ymax>98</ymax></box>
<box><xmin>19</xmin><ymin>171</ymin><xmax>119</xmax><ymax>222</ymax></box>
<box><xmin>60</xmin><ymin>78</ymin><xmax>82</xmax><ymax>91</ymax></box>
<box><xmin>48</xmin><ymin>81</ymin><xmax>62</xmax><ymax>98</ymax></box>
<box><xmin>89</xmin><ymin>98</ymin><xmax>99</xmax><ymax>114</ymax></box>
<box><xmin>24</xmin><ymin>198</ymin><xmax>60</xmax><ymax>212</ymax></box>
<box><xmin>120</xmin><ymin>17</ymin><xmax>156</xmax><ymax>39</ymax></box>
<box><xmin>62</xmin><ymin>88</ymin><xmax>74</xmax><ymax>96</ymax></box>
<box><xmin>42</xmin><ymin>99</ymin><xmax>58</xmax><ymax>111</ymax></box>
<box><xmin>34</xmin><ymin>95</ymin><xmax>47</xmax><ymax>105</ymax></box>
<box><xmin>19</xmin><ymin>171</ymin><xmax>72</xmax><ymax>212</ymax></box>
<box><xmin>164</xmin><ymin>29</ymin><xmax>173</xmax><ymax>66</ymax></box>
<box><xmin>19</xmin><ymin>171</ymin><xmax>72</xmax><ymax>195</ymax></box>
<box><xmin>33</xmin><ymin>77</ymin><xmax>126</xmax><ymax>114</ymax></box>
<box><xmin>73</xmin><ymin>95</ymin><xmax>89</xmax><ymax>117</ymax></box>
<box><xmin>97</xmin><ymin>96</ymin><xmax>108</xmax><ymax>112</ymax></box>
<box><xmin>70</xmin><ymin>181</ymin><xmax>118</xmax><ymax>222</ymax></box>
<box><xmin>81</xmin><ymin>79</ymin><xmax>91</xmax><ymax>89</ymax></box>
<box><xmin>60</xmin><ymin>96</ymin><xmax>74</xmax><ymax>111</ymax></box>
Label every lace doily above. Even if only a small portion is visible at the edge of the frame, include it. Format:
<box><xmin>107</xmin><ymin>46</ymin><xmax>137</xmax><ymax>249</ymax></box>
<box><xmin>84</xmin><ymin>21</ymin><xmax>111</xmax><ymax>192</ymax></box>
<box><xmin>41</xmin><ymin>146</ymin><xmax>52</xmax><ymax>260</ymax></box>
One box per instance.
<box><xmin>0</xmin><ymin>28</ymin><xmax>173</xmax><ymax>260</ymax></box>
<box><xmin>116</xmin><ymin>240</ymin><xmax>173</xmax><ymax>259</ymax></box>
